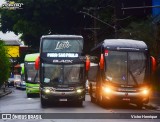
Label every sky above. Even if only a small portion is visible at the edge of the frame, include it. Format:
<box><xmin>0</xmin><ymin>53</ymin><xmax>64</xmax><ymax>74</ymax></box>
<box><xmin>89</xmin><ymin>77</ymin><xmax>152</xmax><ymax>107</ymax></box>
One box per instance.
<box><xmin>0</xmin><ymin>0</ymin><xmax>20</xmax><ymax>40</ymax></box>
<box><xmin>0</xmin><ymin>31</ymin><xmax>20</xmax><ymax>40</ymax></box>
<box><xmin>0</xmin><ymin>0</ymin><xmax>5</xmax><ymax>7</ymax></box>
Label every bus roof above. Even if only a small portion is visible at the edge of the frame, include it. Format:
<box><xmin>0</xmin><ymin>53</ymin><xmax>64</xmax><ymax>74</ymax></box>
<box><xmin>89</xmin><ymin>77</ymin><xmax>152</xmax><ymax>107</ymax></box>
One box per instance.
<box><xmin>92</xmin><ymin>39</ymin><xmax>148</xmax><ymax>51</ymax></box>
<box><xmin>24</xmin><ymin>53</ymin><xmax>39</xmax><ymax>62</ymax></box>
<box><xmin>41</xmin><ymin>35</ymin><xmax>83</xmax><ymax>39</ymax></box>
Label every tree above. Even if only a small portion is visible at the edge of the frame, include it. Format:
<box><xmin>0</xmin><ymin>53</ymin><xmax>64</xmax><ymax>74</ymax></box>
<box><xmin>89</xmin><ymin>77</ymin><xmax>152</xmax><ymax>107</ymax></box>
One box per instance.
<box><xmin>118</xmin><ymin>18</ymin><xmax>159</xmax><ymax>57</ymax></box>
<box><xmin>0</xmin><ymin>40</ymin><xmax>11</xmax><ymax>87</ymax></box>
<box><xmin>0</xmin><ymin>0</ymin><xmax>114</xmax><ymax>51</ymax></box>
<box><xmin>0</xmin><ymin>0</ymin><xmax>93</xmax><ymax>47</ymax></box>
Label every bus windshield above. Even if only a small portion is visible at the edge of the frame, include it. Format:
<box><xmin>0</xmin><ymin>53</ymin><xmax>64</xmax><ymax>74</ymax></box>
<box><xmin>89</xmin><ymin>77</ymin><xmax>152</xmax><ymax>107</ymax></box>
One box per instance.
<box><xmin>42</xmin><ymin>64</ymin><xmax>84</xmax><ymax>85</ymax></box>
<box><xmin>25</xmin><ymin>62</ymin><xmax>39</xmax><ymax>83</ymax></box>
<box><xmin>105</xmin><ymin>51</ymin><xmax>146</xmax><ymax>85</ymax></box>
<box><xmin>42</xmin><ymin>39</ymin><xmax>83</xmax><ymax>53</ymax></box>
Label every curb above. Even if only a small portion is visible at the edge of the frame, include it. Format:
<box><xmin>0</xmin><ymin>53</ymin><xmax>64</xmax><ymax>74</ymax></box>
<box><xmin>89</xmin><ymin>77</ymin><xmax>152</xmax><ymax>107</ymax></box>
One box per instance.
<box><xmin>153</xmin><ymin>92</ymin><xmax>160</xmax><ymax>97</ymax></box>
<box><xmin>0</xmin><ymin>89</ymin><xmax>12</xmax><ymax>98</ymax></box>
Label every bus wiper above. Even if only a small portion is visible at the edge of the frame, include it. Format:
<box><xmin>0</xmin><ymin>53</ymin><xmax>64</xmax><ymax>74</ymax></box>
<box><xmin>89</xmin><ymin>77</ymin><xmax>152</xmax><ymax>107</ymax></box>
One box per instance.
<box><xmin>129</xmin><ymin>70</ymin><xmax>138</xmax><ymax>86</ymax></box>
<box><xmin>33</xmin><ymin>71</ymin><xmax>38</xmax><ymax>83</ymax></box>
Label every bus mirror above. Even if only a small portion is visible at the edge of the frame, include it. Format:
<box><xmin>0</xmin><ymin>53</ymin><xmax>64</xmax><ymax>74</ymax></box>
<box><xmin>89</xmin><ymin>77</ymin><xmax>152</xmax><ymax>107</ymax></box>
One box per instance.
<box><xmin>35</xmin><ymin>56</ymin><xmax>40</xmax><ymax>70</ymax></box>
<box><xmin>21</xmin><ymin>65</ymin><xmax>24</xmax><ymax>75</ymax></box>
<box><xmin>86</xmin><ymin>57</ymin><xmax>90</xmax><ymax>71</ymax></box>
<box><xmin>100</xmin><ymin>54</ymin><xmax>104</xmax><ymax>70</ymax></box>
<box><xmin>150</xmin><ymin>56</ymin><xmax>156</xmax><ymax>73</ymax></box>
<box><xmin>20</xmin><ymin>63</ymin><xmax>24</xmax><ymax>75</ymax></box>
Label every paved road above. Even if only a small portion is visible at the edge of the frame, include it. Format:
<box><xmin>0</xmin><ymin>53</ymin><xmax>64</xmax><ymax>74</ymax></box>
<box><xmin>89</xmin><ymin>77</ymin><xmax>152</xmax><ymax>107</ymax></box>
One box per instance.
<box><xmin>0</xmin><ymin>88</ymin><xmax>159</xmax><ymax>122</ymax></box>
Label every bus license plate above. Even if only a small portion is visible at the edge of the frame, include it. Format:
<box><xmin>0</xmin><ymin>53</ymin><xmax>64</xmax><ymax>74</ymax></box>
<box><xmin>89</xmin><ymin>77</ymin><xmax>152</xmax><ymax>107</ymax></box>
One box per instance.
<box><xmin>59</xmin><ymin>99</ymin><xmax>67</xmax><ymax>101</ymax></box>
<box><xmin>122</xmin><ymin>98</ymin><xmax>130</xmax><ymax>101</ymax></box>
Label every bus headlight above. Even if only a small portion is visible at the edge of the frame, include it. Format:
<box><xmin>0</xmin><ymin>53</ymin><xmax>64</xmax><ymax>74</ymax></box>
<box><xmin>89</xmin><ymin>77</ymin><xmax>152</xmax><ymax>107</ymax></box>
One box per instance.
<box><xmin>76</xmin><ymin>89</ymin><xmax>82</xmax><ymax>93</ymax></box>
<box><xmin>103</xmin><ymin>87</ymin><xmax>112</xmax><ymax>93</ymax></box>
<box><xmin>142</xmin><ymin>89</ymin><xmax>149</xmax><ymax>95</ymax></box>
<box><xmin>45</xmin><ymin>89</ymin><xmax>50</xmax><ymax>93</ymax></box>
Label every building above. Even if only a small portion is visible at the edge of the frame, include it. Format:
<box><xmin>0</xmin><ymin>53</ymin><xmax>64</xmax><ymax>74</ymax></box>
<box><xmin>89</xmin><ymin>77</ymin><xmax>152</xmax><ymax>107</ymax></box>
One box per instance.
<box><xmin>3</xmin><ymin>39</ymin><xmax>23</xmax><ymax>58</ymax></box>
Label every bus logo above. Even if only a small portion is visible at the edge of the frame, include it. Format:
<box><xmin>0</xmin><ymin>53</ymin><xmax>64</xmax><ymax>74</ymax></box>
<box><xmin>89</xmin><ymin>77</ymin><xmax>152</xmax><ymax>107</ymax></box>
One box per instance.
<box><xmin>55</xmin><ymin>41</ymin><xmax>71</xmax><ymax>50</ymax></box>
<box><xmin>125</xmin><ymin>92</ymin><xmax>128</xmax><ymax>97</ymax></box>
<box><xmin>1</xmin><ymin>1</ymin><xmax>23</xmax><ymax>10</ymax></box>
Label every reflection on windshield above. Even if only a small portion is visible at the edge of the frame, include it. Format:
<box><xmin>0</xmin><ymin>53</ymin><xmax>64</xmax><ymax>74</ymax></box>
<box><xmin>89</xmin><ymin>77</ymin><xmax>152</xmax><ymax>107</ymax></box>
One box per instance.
<box><xmin>105</xmin><ymin>51</ymin><xmax>146</xmax><ymax>85</ymax></box>
<box><xmin>43</xmin><ymin>64</ymin><xmax>84</xmax><ymax>84</ymax></box>
<box><xmin>128</xmin><ymin>52</ymin><xmax>146</xmax><ymax>85</ymax></box>
<box><xmin>26</xmin><ymin>63</ymin><xmax>39</xmax><ymax>83</ymax></box>
<box><xmin>105</xmin><ymin>51</ymin><xmax>127</xmax><ymax>84</ymax></box>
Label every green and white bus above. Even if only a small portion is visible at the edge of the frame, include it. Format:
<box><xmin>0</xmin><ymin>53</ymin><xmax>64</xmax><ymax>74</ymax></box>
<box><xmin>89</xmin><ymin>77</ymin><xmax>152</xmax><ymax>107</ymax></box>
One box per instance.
<box><xmin>24</xmin><ymin>53</ymin><xmax>40</xmax><ymax>97</ymax></box>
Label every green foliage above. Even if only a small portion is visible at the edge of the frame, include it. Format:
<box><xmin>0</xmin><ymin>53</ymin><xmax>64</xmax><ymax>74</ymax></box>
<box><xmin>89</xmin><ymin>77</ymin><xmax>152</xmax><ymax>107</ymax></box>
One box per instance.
<box><xmin>0</xmin><ymin>40</ymin><xmax>11</xmax><ymax>87</ymax></box>
<box><xmin>119</xmin><ymin>18</ymin><xmax>158</xmax><ymax>57</ymax></box>
<box><xmin>0</xmin><ymin>0</ymin><xmax>90</xmax><ymax>47</ymax></box>
<box><xmin>0</xmin><ymin>0</ymin><xmax>112</xmax><ymax>49</ymax></box>
<box><xmin>118</xmin><ymin>18</ymin><xmax>160</xmax><ymax>86</ymax></box>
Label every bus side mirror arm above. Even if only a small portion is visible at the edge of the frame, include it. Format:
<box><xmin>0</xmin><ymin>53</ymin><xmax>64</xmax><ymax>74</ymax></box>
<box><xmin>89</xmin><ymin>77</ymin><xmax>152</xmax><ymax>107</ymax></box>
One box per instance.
<box><xmin>150</xmin><ymin>56</ymin><xmax>156</xmax><ymax>74</ymax></box>
<box><xmin>85</xmin><ymin>56</ymin><xmax>90</xmax><ymax>79</ymax></box>
<box><xmin>35</xmin><ymin>56</ymin><xmax>40</xmax><ymax>70</ymax></box>
<box><xmin>100</xmin><ymin>54</ymin><xmax>104</xmax><ymax>70</ymax></box>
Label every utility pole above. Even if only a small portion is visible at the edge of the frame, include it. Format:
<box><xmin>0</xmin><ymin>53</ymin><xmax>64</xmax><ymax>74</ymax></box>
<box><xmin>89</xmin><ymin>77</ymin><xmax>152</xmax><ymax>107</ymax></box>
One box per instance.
<box><xmin>80</xmin><ymin>5</ymin><xmax>119</xmax><ymax>41</ymax></box>
<box><xmin>93</xmin><ymin>9</ymin><xmax>98</xmax><ymax>46</ymax></box>
<box><xmin>83</xmin><ymin>7</ymin><xmax>98</xmax><ymax>46</ymax></box>
<box><xmin>122</xmin><ymin>5</ymin><xmax>160</xmax><ymax>10</ymax></box>
<box><xmin>113</xmin><ymin>0</ymin><xmax>118</xmax><ymax>38</ymax></box>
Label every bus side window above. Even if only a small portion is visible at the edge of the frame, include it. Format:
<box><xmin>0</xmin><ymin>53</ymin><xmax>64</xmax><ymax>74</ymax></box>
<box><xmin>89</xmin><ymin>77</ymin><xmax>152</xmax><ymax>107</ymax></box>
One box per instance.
<box><xmin>88</xmin><ymin>63</ymin><xmax>98</xmax><ymax>82</ymax></box>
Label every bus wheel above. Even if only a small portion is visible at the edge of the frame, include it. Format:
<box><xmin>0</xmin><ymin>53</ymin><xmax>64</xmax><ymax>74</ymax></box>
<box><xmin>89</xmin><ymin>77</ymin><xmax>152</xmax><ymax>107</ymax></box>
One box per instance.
<box><xmin>41</xmin><ymin>96</ymin><xmax>47</xmax><ymax>107</ymax></box>
<box><xmin>76</xmin><ymin>101</ymin><xmax>83</xmax><ymax>107</ymax></box>
<box><xmin>136</xmin><ymin>103</ymin><xmax>143</xmax><ymax>109</ymax></box>
<box><xmin>27</xmin><ymin>93</ymin><xmax>31</xmax><ymax>98</ymax></box>
<box><xmin>98</xmin><ymin>92</ymin><xmax>106</xmax><ymax>107</ymax></box>
<box><xmin>90</xmin><ymin>84</ymin><xmax>95</xmax><ymax>103</ymax></box>
<box><xmin>91</xmin><ymin>95</ymin><xmax>95</xmax><ymax>103</ymax></box>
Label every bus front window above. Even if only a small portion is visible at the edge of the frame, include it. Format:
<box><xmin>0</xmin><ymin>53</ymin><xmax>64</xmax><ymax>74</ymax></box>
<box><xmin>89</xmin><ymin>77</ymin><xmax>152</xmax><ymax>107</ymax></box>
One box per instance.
<box><xmin>43</xmin><ymin>64</ymin><xmax>63</xmax><ymax>84</ymax></box>
<box><xmin>43</xmin><ymin>64</ymin><xmax>84</xmax><ymax>85</ymax></box>
<box><xmin>105</xmin><ymin>51</ymin><xmax>127</xmax><ymax>84</ymax></box>
<box><xmin>105</xmin><ymin>51</ymin><xmax>147</xmax><ymax>85</ymax></box>
<box><xmin>128</xmin><ymin>52</ymin><xmax>146</xmax><ymax>85</ymax></box>
<box><xmin>26</xmin><ymin>63</ymin><xmax>39</xmax><ymax>83</ymax></box>
<box><xmin>64</xmin><ymin>64</ymin><xmax>84</xmax><ymax>83</ymax></box>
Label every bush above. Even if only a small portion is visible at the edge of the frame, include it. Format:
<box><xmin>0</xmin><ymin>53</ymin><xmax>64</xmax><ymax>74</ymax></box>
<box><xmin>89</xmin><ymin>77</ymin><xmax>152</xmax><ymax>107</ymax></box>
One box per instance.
<box><xmin>0</xmin><ymin>40</ymin><xmax>11</xmax><ymax>87</ymax></box>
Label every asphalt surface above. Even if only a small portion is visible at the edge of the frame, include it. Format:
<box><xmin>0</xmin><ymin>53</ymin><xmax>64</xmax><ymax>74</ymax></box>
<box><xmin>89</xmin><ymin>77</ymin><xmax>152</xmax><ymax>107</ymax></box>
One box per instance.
<box><xmin>0</xmin><ymin>87</ymin><xmax>160</xmax><ymax>122</ymax></box>
<box><xmin>0</xmin><ymin>88</ymin><xmax>159</xmax><ymax>108</ymax></box>
<box><xmin>0</xmin><ymin>87</ymin><xmax>12</xmax><ymax>98</ymax></box>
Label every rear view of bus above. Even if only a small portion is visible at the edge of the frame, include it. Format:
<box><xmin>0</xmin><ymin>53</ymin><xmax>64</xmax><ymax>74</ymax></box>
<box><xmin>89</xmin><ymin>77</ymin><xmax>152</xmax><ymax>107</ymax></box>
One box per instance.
<box><xmin>24</xmin><ymin>53</ymin><xmax>40</xmax><ymax>97</ymax></box>
<box><xmin>89</xmin><ymin>39</ymin><xmax>155</xmax><ymax>108</ymax></box>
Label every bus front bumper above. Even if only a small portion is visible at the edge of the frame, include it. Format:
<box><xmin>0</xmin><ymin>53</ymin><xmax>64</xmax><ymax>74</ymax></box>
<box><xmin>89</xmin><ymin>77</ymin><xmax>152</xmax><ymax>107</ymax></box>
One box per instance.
<box><xmin>26</xmin><ymin>86</ymin><xmax>40</xmax><ymax>94</ymax></box>
<box><xmin>41</xmin><ymin>89</ymin><xmax>85</xmax><ymax>102</ymax></box>
<box><xmin>101</xmin><ymin>88</ymin><xmax>150</xmax><ymax>104</ymax></box>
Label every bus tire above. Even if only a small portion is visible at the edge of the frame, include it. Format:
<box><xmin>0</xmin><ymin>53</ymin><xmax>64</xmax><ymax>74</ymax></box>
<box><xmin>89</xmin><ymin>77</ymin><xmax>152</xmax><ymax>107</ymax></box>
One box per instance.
<box><xmin>76</xmin><ymin>101</ymin><xmax>83</xmax><ymax>107</ymax></box>
<box><xmin>97</xmin><ymin>90</ymin><xmax>106</xmax><ymax>107</ymax></box>
<box><xmin>91</xmin><ymin>95</ymin><xmax>95</xmax><ymax>103</ymax></box>
<box><xmin>41</xmin><ymin>96</ymin><xmax>47</xmax><ymax>107</ymax></box>
<box><xmin>27</xmin><ymin>93</ymin><xmax>31</xmax><ymax>98</ymax></box>
<box><xmin>137</xmin><ymin>103</ymin><xmax>143</xmax><ymax>109</ymax></box>
<box><xmin>90</xmin><ymin>84</ymin><xmax>95</xmax><ymax>103</ymax></box>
